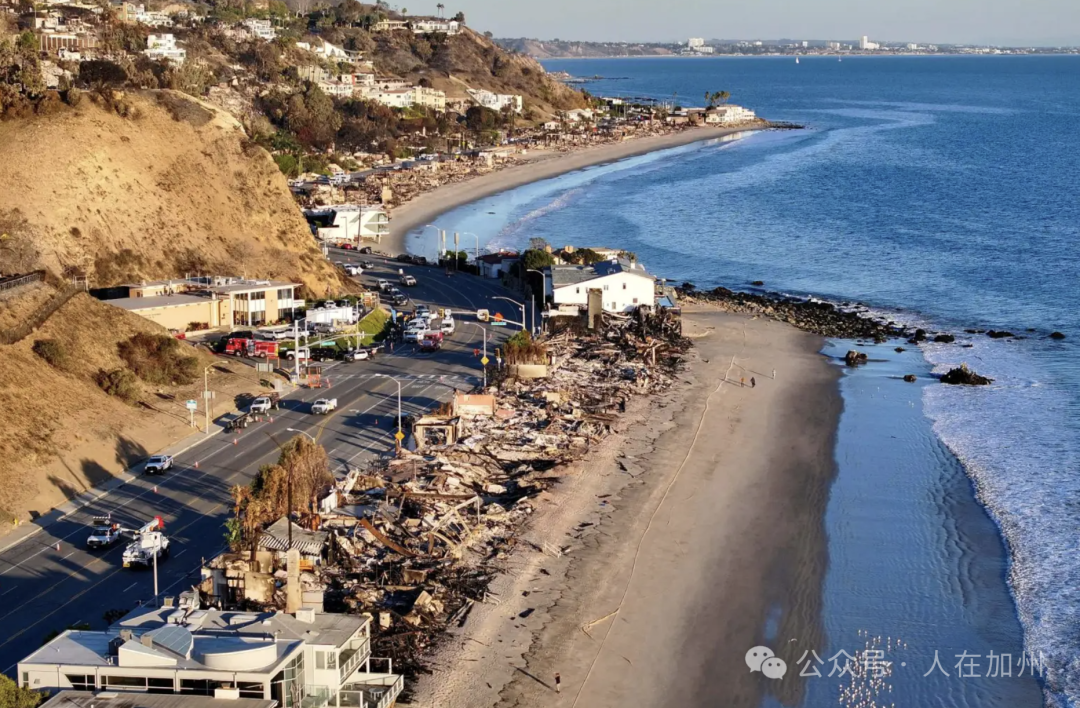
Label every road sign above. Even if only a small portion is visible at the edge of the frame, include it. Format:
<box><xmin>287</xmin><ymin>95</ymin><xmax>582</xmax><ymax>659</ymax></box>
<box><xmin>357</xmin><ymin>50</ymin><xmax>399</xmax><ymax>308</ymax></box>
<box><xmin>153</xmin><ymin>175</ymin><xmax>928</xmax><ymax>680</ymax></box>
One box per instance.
<box><xmin>256</xmin><ymin>362</ymin><xmax>272</xmax><ymax>373</ymax></box>
<box><xmin>185</xmin><ymin>399</ymin><xmax>198</xmax><ymax>411</ymax></box>
<box><xmin>490</xmin><ymin>321</ymin><xmax>507</xmax><ymax>327</ymax></box>
<box><xmin>394</xmin><ymin>430</ymin><xmax>405</xmax><ymax>441</ymax></box>
<box><xmin>202</xmin><ymin>390</ymin><xmax>216</xmax><ymax>400</ymax></box>
<box><xmin>481</xmin><ymin>356</ymin><xmax>490</xmax><ymax>365</ymax></box>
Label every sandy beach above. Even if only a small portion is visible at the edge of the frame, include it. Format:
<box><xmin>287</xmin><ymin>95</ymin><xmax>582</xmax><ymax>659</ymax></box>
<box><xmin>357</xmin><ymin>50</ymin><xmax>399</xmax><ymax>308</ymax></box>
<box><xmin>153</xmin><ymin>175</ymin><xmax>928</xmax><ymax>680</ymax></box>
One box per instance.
<box><xmin>409</xmin><ymin>309</ymin><xmax>840</xmax><ymax>707</ymax></box>
<box><xmin>386</xmin><ymin>124</ymin><xmax>765</xmax><ymax>254</ymax></box>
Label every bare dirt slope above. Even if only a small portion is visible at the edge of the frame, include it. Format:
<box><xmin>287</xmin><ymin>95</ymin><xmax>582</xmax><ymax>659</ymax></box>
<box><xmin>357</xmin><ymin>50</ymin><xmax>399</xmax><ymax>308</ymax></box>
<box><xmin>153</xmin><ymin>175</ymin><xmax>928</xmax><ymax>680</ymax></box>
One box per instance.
<box><xmin>0</xmin><ymin>286</ymin><xmax>268</xmax><ymax>523</ymax></box>
<box><xmin>0</xmin><ymin>90</ymin><xmax>348</xmax><ymax>295</ymax></box>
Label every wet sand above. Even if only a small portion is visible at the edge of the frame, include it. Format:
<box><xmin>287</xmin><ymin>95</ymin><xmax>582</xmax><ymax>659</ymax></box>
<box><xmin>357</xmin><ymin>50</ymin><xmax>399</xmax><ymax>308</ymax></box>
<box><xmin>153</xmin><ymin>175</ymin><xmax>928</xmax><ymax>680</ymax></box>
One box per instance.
<box><xmin>410</xmin><ymin>310</ymin><xmax>840</xmax><ymax>707</ymax></box>
<box><xmin>386</xmin><ymin>124</ymin><xmax>765</xmax><ymax>254</ymax></box>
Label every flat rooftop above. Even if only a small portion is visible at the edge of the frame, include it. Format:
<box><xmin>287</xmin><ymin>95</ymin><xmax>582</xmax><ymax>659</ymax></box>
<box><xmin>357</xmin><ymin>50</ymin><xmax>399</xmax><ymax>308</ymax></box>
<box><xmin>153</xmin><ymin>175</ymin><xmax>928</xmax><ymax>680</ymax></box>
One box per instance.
<box><xmin>41</xmin><ymin>691</ymin><xmax>277</xmax><ymax>708</ymax></box>
<box><xmin>119</xmin><ymin>608</ymin><xmax>367</xmax><ymax>649</ymax></box>
<box><xmin>108</xmin><ymin>295</ymin><xmax>211</xmax><ymax>311</ymax></box>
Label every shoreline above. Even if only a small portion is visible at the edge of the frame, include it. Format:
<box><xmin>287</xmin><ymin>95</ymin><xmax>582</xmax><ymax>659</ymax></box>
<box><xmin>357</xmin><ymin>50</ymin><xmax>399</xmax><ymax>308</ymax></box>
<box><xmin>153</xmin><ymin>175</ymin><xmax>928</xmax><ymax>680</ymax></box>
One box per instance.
<box><xmin>386</xmin><ymin>124</ymin><xmax>767</xmax><ymax>254</ymax></box>
<box><xmin>411</xmin><ymin>310</ymin><xmax>841</xmax><ymax>707</ymax></box>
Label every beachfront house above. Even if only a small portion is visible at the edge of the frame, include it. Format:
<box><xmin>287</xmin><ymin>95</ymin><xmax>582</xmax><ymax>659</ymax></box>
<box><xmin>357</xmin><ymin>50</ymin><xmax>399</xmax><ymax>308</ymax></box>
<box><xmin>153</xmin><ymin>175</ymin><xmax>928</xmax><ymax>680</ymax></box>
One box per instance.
<box><xmin>17</xmin><ymin>606</ymin><xmax>403</xmax><ymax>708</ymax></box>
<box><xmin>477</xmin><ymin>251</ymin><xmax>520</xmax><ymax>279</ymax></box>
<box><xmin>305</xmin><ymin>205</ymin><xmax>390</xmax><ymax>245</ymax></box>
<box><xmin>544</xmin><ymin>258</ymin><xmax>656</xmax><ymax>314</ymax></box>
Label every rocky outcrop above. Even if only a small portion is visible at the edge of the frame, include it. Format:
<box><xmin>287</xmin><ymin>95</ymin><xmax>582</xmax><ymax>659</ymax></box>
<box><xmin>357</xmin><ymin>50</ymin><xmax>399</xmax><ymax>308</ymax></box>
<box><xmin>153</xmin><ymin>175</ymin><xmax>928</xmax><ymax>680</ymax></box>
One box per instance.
<box><xmin>987</xmin><ymin>330</ymin><xmax>1015</xmax><ymax>339</ymax></box>
<box><xmin>844</xmin><ymin>350</ymin><xmax>868</xmax><ymax>366</ymax></box>
<box><xmin>933</xmin><ymin>334</ymin><xmax>955</xmax><ymax>343</ymax></box>
<box><xmin>675</xmin><ymin>285</ymin><xmax>906</xmax><ymax>341</ymax></box>
<box><xmin>1050</xmin><ymin>332</ymin><xmax>1066</xmax><ymax>340</ymax></box>
<box><xmin>903</xmin><ymin>374</ymin><xmax>917</xmax><ymax>382</ymax></box>
<box><xmin>894</xmin><ymin>347</ymin><xmax>906</xmax><ymax>353</ymax></box>
<box><xmin>909</xmin><ymin>329</ymin><xmax>927</xmax><ymax>344</ymax></box>
<box><xmin>940</xmin><ymin>364</ymin><xmax>993</xmax><ymax>385</ymax></box>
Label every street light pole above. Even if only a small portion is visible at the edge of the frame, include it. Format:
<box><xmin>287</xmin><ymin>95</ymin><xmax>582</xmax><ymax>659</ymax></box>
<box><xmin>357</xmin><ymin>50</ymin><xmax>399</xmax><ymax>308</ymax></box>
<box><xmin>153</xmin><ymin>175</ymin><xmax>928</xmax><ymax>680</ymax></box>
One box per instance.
<box><xmin>423</xmin><ymin>224</ymin><xmax>441</xmax><ymax>260</ymax></box>
<box><xmin>461</xmin><ymin>232</ymin><xmax>480</xmax><ymax>265</ymax></box>
<box><xmin>469</xmin><ymin>322</ymin><xmax>488</xmax><ymax>388</ymax></box>
<box><xmin>526</xmin><ymin>269</ymin><xmax>546</xmax><ymax>335</ymax></box>
<box><xmin>373</xmin><ymin>376</ymin><xmax>404</xmax><ymax>451</ymax></box>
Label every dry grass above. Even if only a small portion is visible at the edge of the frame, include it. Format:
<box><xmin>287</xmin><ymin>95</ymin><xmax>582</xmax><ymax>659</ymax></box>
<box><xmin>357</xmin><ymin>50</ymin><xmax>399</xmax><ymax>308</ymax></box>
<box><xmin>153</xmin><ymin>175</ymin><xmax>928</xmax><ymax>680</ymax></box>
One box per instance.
<box><xmin>0</xmin><ymin>90</ymin><xmax>351</xmax><ymax>296</ymax></box>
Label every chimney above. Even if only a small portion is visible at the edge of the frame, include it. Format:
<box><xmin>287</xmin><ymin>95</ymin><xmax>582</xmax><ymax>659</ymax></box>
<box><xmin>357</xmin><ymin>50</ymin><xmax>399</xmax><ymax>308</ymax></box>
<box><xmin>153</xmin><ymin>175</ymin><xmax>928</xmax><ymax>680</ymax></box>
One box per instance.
<box><xmin>285</xmin><ymin>548</ymin><xmax>302</xmax><ymax>614</ymax></box>
<box><xmin>140</xmin><ymin>633</ymin><xmax>154</xmax><ymax>648</ymax></box>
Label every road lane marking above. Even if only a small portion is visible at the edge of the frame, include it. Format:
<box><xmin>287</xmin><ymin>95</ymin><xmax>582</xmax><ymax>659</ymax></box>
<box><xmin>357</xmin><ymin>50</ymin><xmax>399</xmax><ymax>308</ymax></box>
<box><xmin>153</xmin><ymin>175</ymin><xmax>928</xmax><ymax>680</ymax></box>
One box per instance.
<box><xmin>124</xmin><ymin>581</ymin><xmax>138</xmax><ymax>592</ymax></box>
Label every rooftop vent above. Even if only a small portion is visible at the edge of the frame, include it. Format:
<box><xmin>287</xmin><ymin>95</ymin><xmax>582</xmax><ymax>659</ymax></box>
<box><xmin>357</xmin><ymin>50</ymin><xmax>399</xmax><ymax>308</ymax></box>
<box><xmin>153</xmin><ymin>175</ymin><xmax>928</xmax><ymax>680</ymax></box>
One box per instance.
<box><xmin>295</xmin><ymin>607</ymin><xmax>316</xmax><ymax>624</ymax></box>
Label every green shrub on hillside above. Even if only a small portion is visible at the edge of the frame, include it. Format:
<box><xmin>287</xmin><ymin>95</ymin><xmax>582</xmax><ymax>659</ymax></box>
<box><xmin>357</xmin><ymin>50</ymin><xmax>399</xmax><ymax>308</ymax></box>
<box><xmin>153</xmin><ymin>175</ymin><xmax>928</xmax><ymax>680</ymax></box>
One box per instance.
<box><xmin>118</xmin><ymin>332</ymin><xmax>199</xmax><ymax>386</ymax></box>
<box><xmin>32</xmin><ymin>339</ymin><xmax>68</xmax><ymax>370</ymax></box>
<box><xmin>95</xmin><ymin>368</ymin><xmax>140</xmax><ymax>402</ymax></box>
<box><xmin>0</xmin><ymin>673</ymin><xmax>43</xmax><ymax>708</ymax></box>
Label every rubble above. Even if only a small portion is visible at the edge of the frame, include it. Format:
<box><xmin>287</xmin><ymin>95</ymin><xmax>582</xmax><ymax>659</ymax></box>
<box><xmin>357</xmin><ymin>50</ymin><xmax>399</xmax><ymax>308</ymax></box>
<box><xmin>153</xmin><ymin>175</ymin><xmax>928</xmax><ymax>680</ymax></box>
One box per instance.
<box><xmin>203</xmin><ymin>305</ymin><xmax>689</xmax><ymax>685</ymax></box>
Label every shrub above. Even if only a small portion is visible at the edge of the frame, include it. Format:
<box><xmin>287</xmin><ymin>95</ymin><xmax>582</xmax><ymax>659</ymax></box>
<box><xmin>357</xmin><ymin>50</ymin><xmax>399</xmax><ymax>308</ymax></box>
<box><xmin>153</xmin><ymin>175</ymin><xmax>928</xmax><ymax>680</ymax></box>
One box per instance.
<box><xmin>95</xmin><ymin>368</ymin><xmax>140</xmax><ymax>402</ymax></box>
<box><xmin>118</xmin><ymin>332</ymin><xmax>199</xmax><ymax>386</ymax></box>
<box><xmin>0</xmin><ymin>673</ymin><xmax>43</xmax><ymax>708</ymax></box>
<box><xmin>187</xmin><ymin>321</ymin><xmax>210</xmax><ymax>332</ymax></box>
<box><xmin>32</xmin><ymin>339</ymin><xmax>68</xmax><ymax>369</ymax></box>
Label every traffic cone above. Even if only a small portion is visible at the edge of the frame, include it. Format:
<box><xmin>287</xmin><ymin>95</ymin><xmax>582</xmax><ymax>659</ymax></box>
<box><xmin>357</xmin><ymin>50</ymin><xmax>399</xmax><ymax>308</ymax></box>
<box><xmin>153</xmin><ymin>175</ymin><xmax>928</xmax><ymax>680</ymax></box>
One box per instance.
<box><xmin>194</xmin><ymin>460</ymin><xmax>199</xmax><ymax>469</ymax></box>
<box><xmin>233</xmin><ymin>438</ymin><xmax>238</xmax><ymax>446</ymax></box>
<box><xmin>55</xmin><ymin>542</ymin><xmax>60</xmax><ymax>551</ymax></box>
<box><xmin>153</xmin><ymin>486</ymin><xmax>158</xmax><ymax>494</ymax></box>
<box><xmin>269</xmin><ymin>416</ymin><xmax>274</xmax><ymax>423</ymax></box>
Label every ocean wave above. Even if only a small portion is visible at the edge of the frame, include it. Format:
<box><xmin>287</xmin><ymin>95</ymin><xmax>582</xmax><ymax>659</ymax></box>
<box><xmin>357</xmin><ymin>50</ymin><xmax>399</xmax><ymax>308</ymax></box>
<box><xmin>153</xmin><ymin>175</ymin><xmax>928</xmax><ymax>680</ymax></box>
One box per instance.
<box><xmin>485</xmin><ymin>187</ymin><xmax>585</xmax><ymax>252</ymax></box>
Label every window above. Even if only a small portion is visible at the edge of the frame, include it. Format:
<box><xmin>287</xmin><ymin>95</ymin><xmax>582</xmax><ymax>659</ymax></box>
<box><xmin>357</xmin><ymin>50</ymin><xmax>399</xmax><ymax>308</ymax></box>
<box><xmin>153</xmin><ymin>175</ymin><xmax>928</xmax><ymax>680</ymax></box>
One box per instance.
<box><xmin>278</xmin><ymin>288</ymin><xmax>293</xmax><ymax>301</ymax></box>
<box><xmin>104</xmin><ymin>676</ymin><xmax>148</xmax><ymax>689</ymax></box>
<box><xmin>327</xmin><ymin>652</ymin><xmax>337</xmax><ymax>670</ymax></box>
<box><xmin>180</xmin><ymin>679</ymin><xmax>213</xmax><ymax>695</ymax></box>
<box><xmin>250</xmin><ymin>290</ymin><xmax>265</xmax><ymax>301</ymax></box>
<box><xmin>603</xmin><ymin>284</ymin><xmax>609</xmax><ymax>291</ymax></box>
<box><xmin>633</xmin><ymin>298</ymin><xmax>639</xmax><ymax>304</ymax></box>
<box><xmin>238</xmin><ymin>682</ymin><xmax>264</xmax><ymax>699</ymax></box>
<box><xmin>575</xmin><ymin>287</ymin><xmax>579</xmax><ymax>294</ymax></box>
<box><xmin>316</xmin><ymin>651</ymin><xmax>325</xmax><ymax>670</ymax></box>
<box><xmin>147</xmin><ymin>677</ymin><xmax>175</xmax><ymax>694</ymax></box>
<box><xmin>66</xmin><ymin>675</ymin><xmax>95</xmax><ymax>691</ymax></box>
<box><xmin>622</xmin><ymin>283</ymin><xmax>627</xmax><ymax>289</ymax></box>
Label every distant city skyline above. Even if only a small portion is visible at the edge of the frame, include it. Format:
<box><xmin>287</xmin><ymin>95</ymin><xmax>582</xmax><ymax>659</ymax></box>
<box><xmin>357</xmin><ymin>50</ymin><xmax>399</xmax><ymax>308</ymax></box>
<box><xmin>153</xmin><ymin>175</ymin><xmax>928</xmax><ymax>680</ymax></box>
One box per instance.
<box><xmin>442</xmin><ymin>0</ymin><xmax>1080</xmax><ymax>47</ymax></box>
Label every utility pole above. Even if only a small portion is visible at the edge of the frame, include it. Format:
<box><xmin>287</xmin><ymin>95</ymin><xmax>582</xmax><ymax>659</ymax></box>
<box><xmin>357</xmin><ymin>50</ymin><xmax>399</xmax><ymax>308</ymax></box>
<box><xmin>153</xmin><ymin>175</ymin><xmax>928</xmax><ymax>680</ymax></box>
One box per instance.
<box><xmin>153</xmin><ymin>530</ymin><xmax>159</xmax><ymax>607</ymax></box>
<box><xmin>203</xmin><ymin>366</ymin><xmax>210</xmax><ymax>434</ymax></box>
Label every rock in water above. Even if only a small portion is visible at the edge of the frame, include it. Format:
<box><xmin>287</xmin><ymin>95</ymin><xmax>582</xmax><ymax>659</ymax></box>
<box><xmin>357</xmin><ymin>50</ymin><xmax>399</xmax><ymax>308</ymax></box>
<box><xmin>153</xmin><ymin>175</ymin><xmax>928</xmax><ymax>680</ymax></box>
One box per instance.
<box><xmin>751</xmin><ymin>280</ymin><xmax>764</xmax><ymax>287</ymax></box>
<box><xmin>903</xmin><ymin>374</ymin><xmax>917</xmax><ymax>382</ymax></box>
<box><xmin>986</xmin><ymin>330</ymin><xmax>1015</xmax><ymax>339</ymax></box>
<box><xmin>909</xmin><ymin>328</ymin><xmax>927</xmax><ymax>344</ymax></box>
<box><xmin>894</xmin><ymin>347</ymin><xmax>906</xmax><ymax>353</ymax></box>
<box><xmin>940</xmin><ymin>364</ymin><xmax>993</xmax><ymax>385</ymax></box>
<box><xmin>933</xmin><ymin>334</ymin><xmax>956</xmax><ymax>343</ymax></box>
<box><xmin>844</xmin><ymin>350</ymin><xmax>868</xmax><ymax>366</ymax></box>
<box><xmin>1050</xmin><ymin>331</ymin><xmax>1066</xmax><ymax>340</ymax></box>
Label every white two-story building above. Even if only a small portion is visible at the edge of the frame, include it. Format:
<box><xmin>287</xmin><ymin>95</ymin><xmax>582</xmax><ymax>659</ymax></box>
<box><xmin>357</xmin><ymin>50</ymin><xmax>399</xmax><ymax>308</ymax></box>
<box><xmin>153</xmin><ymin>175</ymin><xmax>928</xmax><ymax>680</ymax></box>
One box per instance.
<box><xmin>145</xmin><ymin>33</ymin><xmax>185</xmax><ymax>64</ymax></box>
<box><xmin>306</xmin><ymin>206</ymin><xmax>390</xmax><ymax>245</ymax></box>
<box><xmin>17</xmin><ymin>606</ymin><xmax>402</xmax><ymax>708</ymax></box>
<box><xmin>544</xmin><ymin>258</ymin><xmax>657</xmax><ymax>314</ymax></box>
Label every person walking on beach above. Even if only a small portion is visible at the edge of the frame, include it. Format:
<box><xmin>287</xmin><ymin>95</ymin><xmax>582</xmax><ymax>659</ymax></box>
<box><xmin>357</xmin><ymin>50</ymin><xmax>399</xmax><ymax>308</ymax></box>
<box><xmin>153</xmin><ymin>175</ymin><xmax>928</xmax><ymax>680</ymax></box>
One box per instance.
<box><xmin>554</xmin><ymin>673</ymin><xmax>561</xmax><ymax>693</ymax></box>
<box><xmin>751</xmin><ymin>377</ymin><xmax>756</xmax><ymax>388</ymax></box>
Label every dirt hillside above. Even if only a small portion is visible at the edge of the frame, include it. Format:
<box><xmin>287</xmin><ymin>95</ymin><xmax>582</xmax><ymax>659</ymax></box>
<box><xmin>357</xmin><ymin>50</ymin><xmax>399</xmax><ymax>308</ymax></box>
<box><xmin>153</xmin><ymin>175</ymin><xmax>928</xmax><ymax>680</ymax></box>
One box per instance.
<box><xmin>0</xmin><ymin>286</ymin><xmax>269</xmax><ymax>523</ymax></box>
<box><xmin>0</xmin><ymin>90</ymin><xmax>349</xmax><ymax>296</ymax></box>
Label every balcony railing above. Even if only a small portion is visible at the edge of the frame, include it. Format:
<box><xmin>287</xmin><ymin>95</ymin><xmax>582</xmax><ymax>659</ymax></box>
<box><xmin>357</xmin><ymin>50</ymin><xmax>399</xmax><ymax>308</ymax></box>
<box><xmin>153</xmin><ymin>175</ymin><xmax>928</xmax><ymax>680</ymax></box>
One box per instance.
<box><xmin>339</xmin><ymin>674</ymin><xmax>403</xmax><ymax>708</ymax></box>
<box><xmin>338</xmin><ymin>637</ymin><xmax>371</xmax><ymax>681</ymax></box>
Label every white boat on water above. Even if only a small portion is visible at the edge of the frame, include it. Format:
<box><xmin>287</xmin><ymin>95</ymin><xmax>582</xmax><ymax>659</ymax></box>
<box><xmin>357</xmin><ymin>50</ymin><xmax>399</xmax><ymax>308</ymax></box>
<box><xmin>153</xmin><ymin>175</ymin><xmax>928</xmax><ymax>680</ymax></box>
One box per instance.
<box><xmin>795</xmin><ymin>57</ymin><xmax>800</xmax><ymax>64</ymax></box>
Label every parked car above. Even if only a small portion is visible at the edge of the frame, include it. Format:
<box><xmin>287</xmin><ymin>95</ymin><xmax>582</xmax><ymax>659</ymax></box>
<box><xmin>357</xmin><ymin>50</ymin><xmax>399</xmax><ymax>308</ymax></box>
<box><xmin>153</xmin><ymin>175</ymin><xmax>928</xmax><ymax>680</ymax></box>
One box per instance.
<box><xmin>359</xmin><ymin>246</ymin><xmax>373</xmax><ymax>254</ymax></box>
<box><xmin>441</xmin><ymin>318</ymin><xmax>456</xmax><ymax>336</ymax></box>
<box><xmin>390</xmin><ymin>293</ymin><xmax>409</xmax><ymax>306</ymax></box>
<box><xmin>340</xmin><ymin>243</ymin><xmax>355</xmax><ymax>250</ymax></box>
<box><xmin>414</xmin><ymin>304</ymin><xmax>430</xmax><ymax>316</ymax></box>
<box><xmin>419</xmin><ymin>338</ymin><xmax>441</xmax><ymax>352</ymax></box>
<box><xmin>144</xmin><ymin>455</ymin><xmax>174</xmax><ymax>475</ymax></box>
<box><xmin>377</xmin><ymin>279</ymin><xmax>392</xmax><ymax>292</ymax></box>
<box><xmin>343</xmin><ymin>264</ymin><xmax>362</xmax><ymax>276</ymax></box>
<box><xmin>400</xmin><ymin>275</ymin><xmax>417</xmax><ymax>286</ymax></box>
<box><xmin>311</xmin><ymin>322</ymin><xmax>335</xmax><ymax>335</ymax></box>
<box><xmin>343</xmin><ymin>348</ymin><xmax>369</xmax><ymax>362</ymax></box>
<box><xmin>285</xmin><ymin>347</ymin><xmax>310</xmax><ymax>361</ymax></box>
<box><xmin>404</xmin><ymin>328</ymin><xmax>429</xmax><ymax>343</ymax></box>
<box><xmin>360</xmin><ymin>260</ymin><xmax>375</xmax><ymax>269</ymax></box>
<box><xmin>395</xmin><ymin>254</ymin><xmax>413</xmax><ymax>263</ymax></box>
<box><xmin>414</xmin><ymin>256</ymin><xmax>429</xmax><ymax>266</ymax></box>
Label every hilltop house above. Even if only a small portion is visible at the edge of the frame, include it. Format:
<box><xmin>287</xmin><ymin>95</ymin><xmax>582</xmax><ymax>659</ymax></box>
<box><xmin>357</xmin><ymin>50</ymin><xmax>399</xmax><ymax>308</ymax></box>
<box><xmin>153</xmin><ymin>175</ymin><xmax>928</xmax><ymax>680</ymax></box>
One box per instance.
<box><xmin>466</xmin><ymin>88</ymin><xmax>522</xmax><ymax>113</ymax></box>
<box><xmin>544</xmin><ymin>258</ymin><xmax>656</xmax><ymax>314</ymax></box>
<box><xmin>704</xmin><ymin>105</ymin><xmax>756</xmax><ymax>124</ymax></box>
<box><xmin>144</xmin><ymin>33</ymin><xmax>185</xmax><ymax>64</ymax></box>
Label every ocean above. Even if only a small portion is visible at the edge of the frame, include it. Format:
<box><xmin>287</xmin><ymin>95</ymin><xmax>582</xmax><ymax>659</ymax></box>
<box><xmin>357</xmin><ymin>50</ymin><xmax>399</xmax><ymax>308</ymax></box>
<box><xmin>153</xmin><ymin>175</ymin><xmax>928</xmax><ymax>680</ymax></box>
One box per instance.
<box><xmin>405</xmin><ymin>55</ymin><xmax>1080</xmax><ymax>707</ymax></box>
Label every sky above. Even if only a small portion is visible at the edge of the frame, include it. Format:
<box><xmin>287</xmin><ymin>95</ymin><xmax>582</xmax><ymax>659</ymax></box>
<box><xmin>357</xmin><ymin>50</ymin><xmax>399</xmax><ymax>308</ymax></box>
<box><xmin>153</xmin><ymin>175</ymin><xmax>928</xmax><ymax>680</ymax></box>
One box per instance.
<box><xmin>433</xmin><ymin>0</ymin><xmax>1080</xmax><ymax>47</ymax></box>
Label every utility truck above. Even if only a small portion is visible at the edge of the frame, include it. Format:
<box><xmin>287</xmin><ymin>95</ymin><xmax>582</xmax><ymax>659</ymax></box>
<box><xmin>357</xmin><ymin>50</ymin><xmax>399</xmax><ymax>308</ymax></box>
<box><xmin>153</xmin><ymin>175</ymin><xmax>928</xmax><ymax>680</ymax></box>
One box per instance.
<box><xmin>311</xmin><ymin>398</ymin><xmax>338</xmax><ymax>415</ymax></box>
<box><xmin>122</xmin><ymin>517</ymin><xmax>170</xmax><ymax>568</ymax></box>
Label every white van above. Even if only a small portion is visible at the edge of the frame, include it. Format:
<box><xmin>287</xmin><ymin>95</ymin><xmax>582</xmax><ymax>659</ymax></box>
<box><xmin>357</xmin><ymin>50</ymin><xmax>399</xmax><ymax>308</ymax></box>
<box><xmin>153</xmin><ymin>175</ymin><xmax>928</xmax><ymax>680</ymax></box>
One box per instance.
<box><xmin>441</xmin><ymin>318</ymin><xmax>455</xmax><ymax>336</ymax></box>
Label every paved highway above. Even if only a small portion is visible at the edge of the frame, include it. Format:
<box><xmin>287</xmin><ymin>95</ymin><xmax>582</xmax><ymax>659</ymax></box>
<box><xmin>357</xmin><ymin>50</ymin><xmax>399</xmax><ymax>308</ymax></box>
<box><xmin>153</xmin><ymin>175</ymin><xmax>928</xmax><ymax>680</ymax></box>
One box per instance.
<box><xmin>0</xmin><ymin>256</ymin><xmax>523</xmax><ymax>675</ymax></box>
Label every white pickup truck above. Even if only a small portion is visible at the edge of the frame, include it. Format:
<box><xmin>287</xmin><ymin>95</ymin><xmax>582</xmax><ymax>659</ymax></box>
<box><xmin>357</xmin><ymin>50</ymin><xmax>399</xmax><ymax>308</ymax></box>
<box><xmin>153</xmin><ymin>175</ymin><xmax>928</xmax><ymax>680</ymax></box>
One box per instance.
<box><xmin>250</xmin><ymin>397</ymin><xmax>272</xmax><ymax>414</ymax></box>
<box><xmin>311</xmin><ymin>398</ymin><xmax>338</xmax><ymax>415</ymax></box>
<box><xmin>86</xmin><ymin>515</ymin><xmax>122</xmax><ymax>550</ymax></box>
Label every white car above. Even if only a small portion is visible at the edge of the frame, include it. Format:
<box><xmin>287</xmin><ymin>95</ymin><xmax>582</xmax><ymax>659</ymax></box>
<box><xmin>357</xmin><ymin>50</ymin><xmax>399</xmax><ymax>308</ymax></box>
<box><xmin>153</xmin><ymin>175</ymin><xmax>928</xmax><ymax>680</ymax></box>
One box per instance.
<box><xmin>311</xmin><ymin>398</ymin><xmax>338</xmax><ymax>415</ymax></box>
<box><xmin>441</xmin><ymin>318</ymin><xmax>456</xmax><ymax>336</ymax></box>
<box><xmin>250</xmin><ymin>397</ymin><xmax>272</xmax><ymax>414</ymax></box>
<box><xmin>286</xmin><ymin>347</ymin><xmax>310</xmax><ymax>360</ymax></box>
<box><xmin>343</xmin><ymin>264</ymin><xmax>362</xmax><ymax>276</ymax></box>
<box><xmin>377</xmin><ymin>280</ymin><xmax>392</xmax><ymax>292</ymax></box>
<box><xmin>400</xmin><ymin>275</ymin><xmax>417</xmax><ymax>287</ymax></box>
<box><xmin>144</xmin><ymin>455</ymin><xmax>174</xmax><ymax>475</ymax></box>
<box><xmin>343</xmin><ymin>349</ymin><xmax>369</xmax><ymax>362</ymax></box>
<box><xmin>404</xmin><ymin>328</ymin><xmax>429</xmax><ymax>343</ymax></box>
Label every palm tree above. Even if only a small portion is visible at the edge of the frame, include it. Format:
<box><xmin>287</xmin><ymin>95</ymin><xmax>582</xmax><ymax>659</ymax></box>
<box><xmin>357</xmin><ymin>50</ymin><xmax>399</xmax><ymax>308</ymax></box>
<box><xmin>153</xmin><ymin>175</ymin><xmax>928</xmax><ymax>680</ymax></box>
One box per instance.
<box><xmin>436</xmin><ymin>2</ymin><xmax>444</xmax><ymax>17</ymax></box>
<box><xmin>718</xmin><ymin>90</ymin><xmax>731</xmax><ymax>104</ymax></box>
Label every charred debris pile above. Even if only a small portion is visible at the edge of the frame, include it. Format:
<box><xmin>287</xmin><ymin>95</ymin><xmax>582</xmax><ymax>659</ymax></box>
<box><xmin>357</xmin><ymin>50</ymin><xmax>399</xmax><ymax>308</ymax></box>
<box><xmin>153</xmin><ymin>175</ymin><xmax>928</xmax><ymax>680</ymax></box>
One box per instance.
<box><xmin>205</xmin><ymin>307</ymin><xmax>689</xmax><ymax>680</ymax></box>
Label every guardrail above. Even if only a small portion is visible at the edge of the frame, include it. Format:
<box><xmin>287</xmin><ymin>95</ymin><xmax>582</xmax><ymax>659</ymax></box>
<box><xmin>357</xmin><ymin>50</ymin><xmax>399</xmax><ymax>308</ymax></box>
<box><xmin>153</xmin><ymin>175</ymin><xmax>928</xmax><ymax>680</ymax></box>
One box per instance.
<box><xmin>0</xmin><ymin>270</ymin><xmax>45</xmax><ymax>293</ymax></box>
<box><xmin>0</xmin><ymin>282</ymin><xmax>86</xmax><ymax>346</ymax></box>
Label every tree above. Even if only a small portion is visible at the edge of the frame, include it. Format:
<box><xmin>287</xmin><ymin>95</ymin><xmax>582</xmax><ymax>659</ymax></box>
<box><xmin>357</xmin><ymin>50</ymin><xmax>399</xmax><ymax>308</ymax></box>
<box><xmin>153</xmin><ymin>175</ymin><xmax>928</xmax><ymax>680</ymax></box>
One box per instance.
<box><xmin>452</xmin><ymin>10</ymin><xmax>464</xmax><ymax>22</ymax></box>
<box><xmin>521</xmin><ymin>248</ymin><xmax>555</xmax><ymax>272</ymax></box>
<box><xmin>285</xmin><ymin>83</ymin><xmax>342</xmax><ymax>149</ymax></box>
<box><xmin>464</xmin><ymin>105</ymin><xmax>498</xmax><ymax>133</ymax></box>
<box><xmin>0</xmin><ymin>673</ymin><xmax>43</xmax><ymax>708</ymax></box>
<box><xmin>436</xmin><ymin>2</ymin><xmax>444</xmax><ymax>17</ymax></box>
